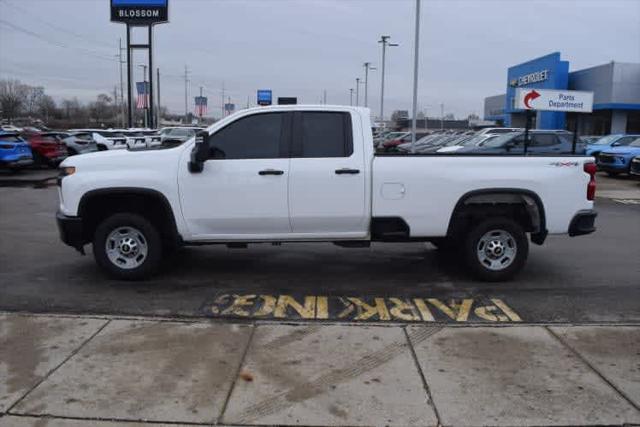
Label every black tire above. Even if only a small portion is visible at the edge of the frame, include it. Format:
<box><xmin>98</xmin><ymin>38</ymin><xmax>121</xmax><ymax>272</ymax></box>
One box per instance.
<box><xmin>93</xmin><ymin>213</ymin><xmax>162</xmax><ymax>280</ymax></box>
<box><xmin>606</xmin><ymin>171</ymin><xmax>619</xmax><ymax>177</ymax></box>
<box><xmin>463</xmin><ymin>217</ymin><xmax>528</xmax><ymax>282</ymax></box>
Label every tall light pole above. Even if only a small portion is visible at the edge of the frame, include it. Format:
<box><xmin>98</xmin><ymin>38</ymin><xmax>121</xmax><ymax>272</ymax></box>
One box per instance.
<box><xmin>441</xmin><ymin>103</ymin><xmax>444</xmax><ymax>130</ymax></box>
<box><xmin>363</xmin><ymin>62</ymin><xmax>376</xmax><ymax>108</ymax></box>
<box><xmin>378</xmin><ymin>35</ymin><xmax>399</xmax><ymax>121</ymax></box>
<box><xmin>410</xmin><ymin>0</ymin><xmax>421</xmax><ymax>152</ymax></box>
<box><xmin>355</xmin><ymin>78</ymin><xmax>361</xmax><ymax>106</ymax></box>
<box><xmin>349</xmin><ymin>88</ymin><xmax>354</xmax><ymax>106</ymax></box>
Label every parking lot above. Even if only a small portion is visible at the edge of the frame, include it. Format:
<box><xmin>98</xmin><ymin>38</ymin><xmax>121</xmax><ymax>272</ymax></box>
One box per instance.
<box><xmin>1</xmin><ymin>171</ymin><xmax>638</xmax><ymax>325</ymax></box>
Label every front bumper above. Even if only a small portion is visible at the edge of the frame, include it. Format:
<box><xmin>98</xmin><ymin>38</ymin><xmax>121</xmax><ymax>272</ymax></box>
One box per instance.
<box><xmin>56</xmin><ymin>210</ymin><xmax>85</xmax><ymax>252</ymax></box>
<box><xmin>568</xmin><ymin>210</ymin><xmax>597</xmax><ymax>237</ymax></box>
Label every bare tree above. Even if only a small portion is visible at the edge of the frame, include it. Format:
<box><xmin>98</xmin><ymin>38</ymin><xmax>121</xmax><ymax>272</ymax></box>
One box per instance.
<box><xmin>24</xmin><ymin>86</ymin><xmax>45</xmax><ymax>117</ymax></box>
<box><xmin>0</xmin><ymin>79</ymin><xmax>29</xmax><ymax>121</ymax></box>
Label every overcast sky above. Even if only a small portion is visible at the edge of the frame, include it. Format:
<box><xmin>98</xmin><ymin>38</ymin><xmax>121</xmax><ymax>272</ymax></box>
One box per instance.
<box><xmin>1</xmin><ymin>0</ymin><xmax>639</xmax><ymax>119</ymax></box>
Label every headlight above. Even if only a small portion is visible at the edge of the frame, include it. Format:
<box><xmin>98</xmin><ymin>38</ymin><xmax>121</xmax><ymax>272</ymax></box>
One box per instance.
<box><xmin>57</xmin><ymin>166</ymin><xmax>76</xmax><ymax>186</ymax></box>
<box><xmin>61</xmin><ymin>166</ymin><xmax>76</xmax><ymax>176</ymax></box>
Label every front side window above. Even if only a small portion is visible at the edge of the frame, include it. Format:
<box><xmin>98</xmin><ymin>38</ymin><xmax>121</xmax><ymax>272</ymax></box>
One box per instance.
<box><xmin>616</xmin><ymin>136</ymin><xmax>637</xmax><ymax>146</ymax></box>
<box><xmin>208</xmin><ymin>112</ymin><xmax>284</xmax><ymax>159</ymax></box>
<box><xmin>298</xmin><ymin>112</ymin><xmax>352</xmax><ymax>158</ymax></box>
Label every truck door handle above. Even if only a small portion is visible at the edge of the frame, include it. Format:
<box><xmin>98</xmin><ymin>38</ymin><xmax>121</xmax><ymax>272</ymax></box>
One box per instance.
<box><xmin>335</xmin><ymin>168</ymin><xmax>360</xmax><ymax>175</ymax></box>
<box><xmin>258</xmin><ymin>169</ymin><xmax>284</xmax><ymax>176</ymax></box>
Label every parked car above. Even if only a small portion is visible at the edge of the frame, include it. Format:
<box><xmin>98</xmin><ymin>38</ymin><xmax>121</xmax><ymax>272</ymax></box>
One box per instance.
<box><xmin>21</xmin><ymin>130</ymin><xmax>68</xmax><ymax>167</ymax></box>
<box><xmin>0</xmin><ymin>131</ymin><xmax>33</xmax><ymax>172</ymax></box>
<box><xmin>57</xmin><ymin>105</ymin><xmax>596</xmax><ymax>282</ymax></box>
<box><xmin>581</xmin><ymin>135</ymin><xmax>602</xmax><ymax>144</ymax></box>
<box><xmin>70</xmin><ymin>129</ymin><xmax>128</xmax><ymax>150</ymax></box>
<box><xmin>1</xmin><ymin>124</ymin><xmax>23</xmax><ymax>133</ymax></box>
<box><xmin>585</xmin><ymin>134</ymin><xmax>640</xmax><ymax>159</ymax></box>
<box><xmin>437</xmin><ymin>134</ymin><xmax>498</xmax><ymax>153</ymax></box>
<box><xmin>374</xmin><ymin>131</ymin><xmax>409</xmax><ymax>148</ymax></box>
<box><xmin>597</xmin><ymin>137</ymin><xmax>640</xmax><ymax>176</ymax></box>
<box><xmin>456</xmin><ymin>130</ymin><xmax>586</xmax><ymax>154</ymax></box>
<box><xmin>475</xmin><ymin>127</ymin><xmax>522</xmax><ymax>135</ymax></box>
<box><xmin>54</xmin><ymin>132</ymin><xmax>99</xmax><ymax>156</ymax></box>
<box><xmin>160</xmin><ymin>127</ymin><xmax>204</xmax><ymax>145</ymax></box>
<box><xmin>381</xmin><ymin>132</ymin><xmax>429</xmax><ymax>149</ymax></box>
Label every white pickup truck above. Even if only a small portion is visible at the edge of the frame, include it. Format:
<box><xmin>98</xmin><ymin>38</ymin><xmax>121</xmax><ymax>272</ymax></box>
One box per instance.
<box><xmin>57</xmin><ymin>106</ymin><xmax>597</xmax><ymax>281</ymax></box>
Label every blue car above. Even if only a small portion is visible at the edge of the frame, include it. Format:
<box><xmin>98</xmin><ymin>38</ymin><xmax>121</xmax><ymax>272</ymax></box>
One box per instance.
<box><xmin>585</xmin><ymin>134</ymin><xmax>640</xmax><ymax>158</ymax></box>
<box><xmin>0</xmin><ymin>131</ymin><xmax>34</xmax><ymax>172</ymax></box>
<box><xmin>597</xmin><ymin>137</ymin><xmax>640</xmax><ymax>176</ymax></box>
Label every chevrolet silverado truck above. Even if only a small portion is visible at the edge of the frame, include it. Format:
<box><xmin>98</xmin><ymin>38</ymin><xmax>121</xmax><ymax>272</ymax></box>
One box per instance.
<box><xmin>56</xmin><ymin>106</ymin><xmax>597</xmax><ymax>281</ymax></box>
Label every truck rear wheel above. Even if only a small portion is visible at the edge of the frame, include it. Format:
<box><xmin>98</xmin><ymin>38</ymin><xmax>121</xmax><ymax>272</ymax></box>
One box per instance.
<box><xmin>463</xmin><ymin>217</ymin><xmax>528</xmax><ymax>282</ymax></box>
<box><xmin>93</xmin><ymin>213</ymin><xmax>162</xmax><ymax>280</ymax></box>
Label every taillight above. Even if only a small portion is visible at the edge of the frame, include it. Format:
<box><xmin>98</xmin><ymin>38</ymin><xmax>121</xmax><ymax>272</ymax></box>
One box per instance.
<box><xmin>584</xmin><ymin>162</ymin><xmax>596</xmax><ymax>201</ymax></box>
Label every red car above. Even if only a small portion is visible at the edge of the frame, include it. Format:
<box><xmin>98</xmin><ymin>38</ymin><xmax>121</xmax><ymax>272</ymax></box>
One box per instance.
<box><xmin>21</xmin><ymin>130</ymin><xmax>68</xmax><ymax>167</ymax></box>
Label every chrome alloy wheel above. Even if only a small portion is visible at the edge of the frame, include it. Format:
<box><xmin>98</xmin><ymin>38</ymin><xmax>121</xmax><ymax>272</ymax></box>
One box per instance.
<box><xmin>476</xmin><ymin>229</ymin><xmax>517</xmax><ymax>271</ymax></box>
<box><xmin>105</xmin><ymin>226</ymin><xmax>148</xmax><ymax>269</ymax></box>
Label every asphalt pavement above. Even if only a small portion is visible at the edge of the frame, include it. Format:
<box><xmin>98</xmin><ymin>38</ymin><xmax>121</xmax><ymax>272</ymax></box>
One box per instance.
<box><xmin>1</xmin><ymin>172</ymin><xmax>638</xmax><ymax>325</ymax></box>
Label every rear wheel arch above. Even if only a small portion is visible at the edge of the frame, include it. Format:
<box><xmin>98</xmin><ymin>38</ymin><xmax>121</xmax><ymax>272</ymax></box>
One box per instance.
<box><xmin>446</xmin><ymin>188</ymin><xmax>547</xmax><ymax>245</ymax></box>
<box><xmin>78</xmin><ymin>188</ymin><xmax>180</xmax><ymax>247</ymax></box>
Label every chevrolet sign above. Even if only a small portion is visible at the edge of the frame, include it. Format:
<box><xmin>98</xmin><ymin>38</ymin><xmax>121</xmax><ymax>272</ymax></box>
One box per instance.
<box><xmin>509</xmin><ymin>69</ymin><xmax>549</xmax><ymax>87</ymax></box>
<box><xmin>111</xmin><ymin>0</ymin><xmax>168</xmax><ymax>24</ymax></box>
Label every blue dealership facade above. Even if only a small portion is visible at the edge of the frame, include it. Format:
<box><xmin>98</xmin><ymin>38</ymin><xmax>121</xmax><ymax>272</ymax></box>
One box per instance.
<box><xmin>484</xmin><ymin>52</ymin><xmax>640</xmax><ymax>135</ymax></box>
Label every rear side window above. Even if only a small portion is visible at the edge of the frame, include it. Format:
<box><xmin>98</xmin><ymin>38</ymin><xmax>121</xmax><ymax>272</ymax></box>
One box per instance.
<box><xmin>208</xmin><ymin>112</ymin><xmax>285</xmax><ymax>159</ymax></box>
<box><xmin>296</xmin><ymin>112</ymin><xmax>353</xmax><ymax>158</ymax></box>
<box><xmin>0</xmin><ymin>135</ymin><xmax>22</xmax><ymax>142</ymax></box>
<box><xmin>531</xmin><ymin>134</ymin><xmax>558</xmax><ymax>147</ymax></box>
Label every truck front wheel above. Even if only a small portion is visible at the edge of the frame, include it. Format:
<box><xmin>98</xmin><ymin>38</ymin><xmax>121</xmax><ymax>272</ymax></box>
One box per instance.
<box><xmin>463</xmin><ymin>218</ymin><xmax>528</xmax><ymax>282</ymax></box>
<box><xmin>93</xmin><ymin>213</ymin><xmax>162</xmax><ymax>280</ymax></box>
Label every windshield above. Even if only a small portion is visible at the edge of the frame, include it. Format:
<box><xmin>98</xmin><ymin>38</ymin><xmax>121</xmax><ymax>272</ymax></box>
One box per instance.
<box><xmin>591</xmin><ymin>134</ymin><xmax>618</xmax><ymax>145</ymax></box>
<box><xmin>629</xmin><ymin>138</ymin><xmax>640</xmax><ymax>147</ymax></box>
<box><xmin>481</xmin><ymin>132</ymin><xmax>520</xmax><ymax>148</ymax></box>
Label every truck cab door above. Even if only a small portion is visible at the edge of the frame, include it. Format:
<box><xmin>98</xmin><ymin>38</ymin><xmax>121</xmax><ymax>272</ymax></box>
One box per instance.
<box><xmin>178</xmin><ymin>112</ymin><xmax>292</xmax><ymax>239</ymax></box>
<box><xmin>288</xmin><ymin>111</ymin><xmax>368</xmax><ymax>237</ymax></box>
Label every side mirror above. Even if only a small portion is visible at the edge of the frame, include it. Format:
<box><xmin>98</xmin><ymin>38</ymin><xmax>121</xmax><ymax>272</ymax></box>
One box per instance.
<box><xmin>188</xmin><ymin>130</ymin><xmax>209</xmax><ymax>173</ymax></box>
<box><xmin>611</xmin><ymin>142</ymin><xmax>620</xmax><ymax>147</ymax></box>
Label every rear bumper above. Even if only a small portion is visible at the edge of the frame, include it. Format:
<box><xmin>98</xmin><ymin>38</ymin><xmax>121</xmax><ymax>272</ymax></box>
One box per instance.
<box><xmin>0</xmin><ymin>157</ymin><xmax>33</xmax><ymax>168</ymax></box>
<box><xmin>56</xmin><ymin>210</ymin><xmax>85</xmax><ymax>251</ymax></box>
<box><xmin>568</xmin><ymin>210</ymin><xmax>597</xmax><ymax>237</ymax></box>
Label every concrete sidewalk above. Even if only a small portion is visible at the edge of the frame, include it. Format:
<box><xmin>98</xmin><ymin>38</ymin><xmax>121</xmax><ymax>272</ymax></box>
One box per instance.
<box><xmin>0</xmin><ymin>313</ymin><xmax>638</xmax><ymax>427</ymax></box>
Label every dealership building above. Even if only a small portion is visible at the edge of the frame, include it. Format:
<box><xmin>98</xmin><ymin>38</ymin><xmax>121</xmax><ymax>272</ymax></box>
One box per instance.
<box><xmin>484</xmin><ymin>52</ymin><xmax>640</xmax><ymax>134</ymax></box>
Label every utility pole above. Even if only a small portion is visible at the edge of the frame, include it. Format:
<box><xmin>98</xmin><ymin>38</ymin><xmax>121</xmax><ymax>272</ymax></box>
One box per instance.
<box><xmin>349</xmin><ymin>88</ymin><xmax>354</xmax><ymax>106</ymax></box>
<box><xmin>410</xmin><ymin>0</ymin><xmax>421</xmax><ymax>152</ymax></box>
<box><xmin>118</xmin><ymin>38</ymin><xmax>126</xmax><ymax>128</ymax></box>
<box><xmin>441</xmin><ymin>103</ymin><xmax>444</xmax><ymax>130</ymax></box>
<box><xmin>363</xmin><ymin>62</ymin><xmax>376</xmax><ymax>108</ymax></box>
<box><xmin>183</xmin><ymin>65</ymin><xmax>189</xmax><ymax>124</ymax></box>
<box><xmin>139</xmin><ymin>64</ymin><xmax>148</xmax><ymax>128</ymax></box>
<box><xmin>355</xmin><ymin>78</ymin><xmax>360</xmax><ymax>106</ymax></box>
<box><xmin>221</xmin><ymin>82</ymin><xmax>225</xmax><ymax>118</ymax></box>
<box><xmin>378</xmin><ymin>35</ymin><xmax>399</xmax><ymax>121</ymax></box>
<box><xmin>156</xmin><ymin>68</ymin><xmax>161</xmax><ymax>126</ymax></box>
<box><xmin>323</xmin><ymin>89</ymin><xmax>327</xmax><ymax>105</ymax></box>
<box><xmin>199</xmin><ymin>86</ymin><xmax>204</xmax><ymax>121</ymax></box>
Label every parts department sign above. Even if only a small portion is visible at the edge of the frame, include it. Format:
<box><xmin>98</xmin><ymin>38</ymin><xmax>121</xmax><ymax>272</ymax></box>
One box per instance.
<box><xmin>515</xmin><ymin>88</ymin><xmax>593</xmax><ymax>113</ymax></box>
<box><xmin>111</xmin><ymin>0</ymin><xmax>168</xmax><ymax>24</ymax></box>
